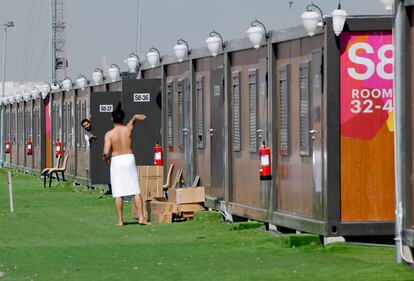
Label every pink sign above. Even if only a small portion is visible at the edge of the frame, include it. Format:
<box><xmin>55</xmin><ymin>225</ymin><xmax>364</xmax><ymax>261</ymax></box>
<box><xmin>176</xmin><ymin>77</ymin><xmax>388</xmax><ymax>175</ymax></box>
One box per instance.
<box><xmin>340</xmin><ymin>31</ymin><xmax>394</xmax><ymax>140</ymax></box>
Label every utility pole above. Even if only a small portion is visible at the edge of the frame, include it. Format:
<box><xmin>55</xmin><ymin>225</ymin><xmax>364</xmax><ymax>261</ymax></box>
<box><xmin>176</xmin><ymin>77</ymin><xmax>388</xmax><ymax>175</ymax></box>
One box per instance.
<box><xmin>0</xmin><ymin>21</ymin><xmax>14</xmax><ymax>168</ymax></box>
<box><xmin>136</xmin><ymin>0</ymin><xmax>143</xmax><ymax>58</ymax></box>
<box><xmin>51</xmin><ymin>0</ymin><xmax>66</xmax><ymax>82</ymax></box>
<box><xmin>288</xmin><ymin>1</ymin><xmax>294</xmax><ymax>27</ymax></box>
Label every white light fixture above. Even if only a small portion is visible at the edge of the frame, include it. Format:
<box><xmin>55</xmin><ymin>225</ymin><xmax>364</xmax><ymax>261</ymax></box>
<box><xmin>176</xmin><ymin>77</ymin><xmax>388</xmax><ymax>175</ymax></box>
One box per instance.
<box><xmin>23</xmin><ymin>90</ymin><xmax>31</xmax><ymax>101</ymax></box>
<box><xmin>146</xmin><ymin>47</ymin><xmax>161</xmax><ymax>68</ymax></box>
<box><xmin>301</xmin><ymin>2</ymin><xmax>347</xmax><ymax>37</ymax></box>
<box><xmin>331</xmin><ymin>3</ymin><xmax>347</xmax><ymax>36</ymax></box>
<box><xmin>206</xmin><ymin>31</ymin><xmax>224</xmax><ymax>57</ymax></box>
<box><xmin>76</xmin><ymin>74</ymin><xmax>88</xmax><ymax>90</ymax></box>
<box><xmin>380</xmin><ymin>0</ymin><xmax>394</xmax><ymax>11</ymax></box>
<box><xmin>8</xmin><ymin>95</ymin><xmax>15</xmax><ymax>104</ymax></box>
<box><xmin>62</xmin><ymin>77</ymin><xmax>73</xmax><ymax>91</ymax></box>
<box><xmin>108</xmin><ymin>64</ymin><xmax>120</xmax><ymax>82</ymax></box>
<box><xmin>92</xmin><ymin>68</ymin><xmax>104</xmax><ymax>85</ymax></box>
<box><xmin>173</xmin><ymin>39</ymin><xmax>190</xmax><ymax>62</ymax></box>
<box><xmin>301</xmin><ymin>4</ymin><xmax>323</xmax><ymax>37</ymax></box>
<box><xmin>124</xmin><ymin>53</ymin><xmax>140</xmax><ymax>73</ymax></box>
<box><xmin>247</xmin><ymin>19</ymin><xmax>268</xmax><ymax>49</ymax></box>
<box><xmin>15</xmin><ymin>92</ymin><xmax>23</xmax><ymax>103</ymax></box>
<box><xmin>41</xmin><ymin>82</ymin><xmax>51</xmax><ymax>99</ymax></box>
<box><xmin>51</xmin><ymin>82</ymin><xmax>61</xmax><ymax>90</ymax></box>
<box><xmin>31</xmin><ymin>87</ymin><xmax>40</xmax><ymax>99</ymax></box>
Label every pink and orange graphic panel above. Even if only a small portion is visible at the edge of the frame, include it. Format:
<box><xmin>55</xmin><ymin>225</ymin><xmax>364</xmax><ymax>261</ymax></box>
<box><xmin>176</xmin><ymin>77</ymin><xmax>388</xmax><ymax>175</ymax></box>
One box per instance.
<box><xmin>340</xmin><ymin>31</ymin><xmax>394</xmax><ymax>221</ymax></box>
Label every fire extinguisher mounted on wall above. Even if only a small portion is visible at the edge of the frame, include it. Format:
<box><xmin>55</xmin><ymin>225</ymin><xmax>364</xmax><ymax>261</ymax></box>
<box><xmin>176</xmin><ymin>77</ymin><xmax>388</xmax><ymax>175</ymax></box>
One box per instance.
<box><xmin>55</xmin><ymin>138</ymin><xmax>62</xmax><ymax>158</ymax></box>
<box><xmin>5</xmin><ymin>140</ymin><xmax>10</xmax><ymax>154</ymax></box>
<box><xmin>26</xmin><ymin>139</ymin><xmax>33</xmax><ymax>155</ymax></box>
<box><xmin>259</xmin><ymin>141</ymin><xmax>272</xmax><ymax>181</ymax></box>
<box><xmin>153</xmin><ymin>142</ymin><xmax>163</xmax><ymax>166</ymax></box>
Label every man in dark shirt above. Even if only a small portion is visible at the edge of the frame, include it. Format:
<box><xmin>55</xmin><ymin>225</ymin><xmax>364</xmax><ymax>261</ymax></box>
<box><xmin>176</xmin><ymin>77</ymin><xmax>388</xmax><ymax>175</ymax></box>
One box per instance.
<box><xmin>81</xmin><ymin>118</ymin><xmax>97</xmax><ymax>146</ymax></box>
<box><xmin>81</xmin><ymin>118</ymin><xmax>111</xmax><ymax>196</ymax></box>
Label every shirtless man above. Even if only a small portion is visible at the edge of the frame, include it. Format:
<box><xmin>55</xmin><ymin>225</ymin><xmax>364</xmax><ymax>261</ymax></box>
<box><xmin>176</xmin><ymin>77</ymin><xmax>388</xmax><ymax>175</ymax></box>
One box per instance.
<box><xmin>102</xmin><ymin>107</ymin><xmax>148</xmax><ymax>226</ymax></box>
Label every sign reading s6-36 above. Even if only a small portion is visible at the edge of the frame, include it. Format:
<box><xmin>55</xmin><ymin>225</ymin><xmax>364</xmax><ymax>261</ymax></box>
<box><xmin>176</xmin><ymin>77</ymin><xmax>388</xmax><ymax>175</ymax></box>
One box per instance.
<box><xmin>340</xmin><ymin>31</ymin><xmax>394</xmax><ymax>140</ymax></box>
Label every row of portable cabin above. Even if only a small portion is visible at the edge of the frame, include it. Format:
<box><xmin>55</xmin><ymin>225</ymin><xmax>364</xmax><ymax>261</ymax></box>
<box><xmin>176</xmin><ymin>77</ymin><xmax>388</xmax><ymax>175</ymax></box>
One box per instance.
<box><xmin>2</xmin><ymin>16</ymin><xmax>395</xmax><ymax>238</ymax></box>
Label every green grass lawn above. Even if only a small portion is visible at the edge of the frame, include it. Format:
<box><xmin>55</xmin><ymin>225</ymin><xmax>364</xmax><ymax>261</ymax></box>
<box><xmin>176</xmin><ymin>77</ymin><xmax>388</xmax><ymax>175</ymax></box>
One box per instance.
<box><xmin>0</xmin><ymin>169</ymin><xmax>413</xmax><ymax>281</ymax></box>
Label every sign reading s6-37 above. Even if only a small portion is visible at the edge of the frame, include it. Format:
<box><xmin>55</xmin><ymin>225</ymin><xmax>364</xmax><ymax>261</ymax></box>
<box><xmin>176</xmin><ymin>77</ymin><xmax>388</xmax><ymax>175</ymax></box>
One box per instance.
<box><xmin>340</xmin><ymin>31</ymin><xmax>394</xmax><ymax>140</ymax></box>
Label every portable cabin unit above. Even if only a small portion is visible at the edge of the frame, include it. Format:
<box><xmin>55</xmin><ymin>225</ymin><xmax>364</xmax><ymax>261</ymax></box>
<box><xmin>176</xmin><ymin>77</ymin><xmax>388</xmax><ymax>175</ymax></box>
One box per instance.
<box><xmin>395</xmin><ymin>0</ymin><xmax>414</xmax><ymax>253</ymax></box>
<box><xmin>73</xmin><ymin>81</ymin><xmax>108</xmax><ymax>185</ymax></box>
<box><xmin>16</xmin><ymin>97</ymin><xmax>25</xmax><ymax>171</ymax></box>
<box><xmin>165</xmin><ymin>62</ymin><xmax>191</xmax><ymax>182</ymax></box>
<box><xmin>23</xmin><ymin>95</ymin><xmax>33</xmax><ymax>173</ymax></box>
<box><xmin>321</xmin><ymin>17</ymin><xmax>394</xmax><ymax>236</ymax></box>
<box><xmin>229</xmin><ymin>46</ymin><xmax>269</xmax><ymax>212</ymax></box>
<box><xmin>9</xmin><ymin>99</ymin><xmax>18</xmax><ymax>169</ymax></box>
<box><xmin>4</xmin><ymin>102</ymin><xmax>11</xmax><ymax>167</ymax></box>
<box><xmin>88</xmin><ymin>79</ymin><xmax>121</xmax><ymax>185</ymax></box>
<box><xmin>143</xmin><ymin>61</ymin><xmax>192</xmax><ymax>184</ymax></box>
<box><xmin>50</xmin><ymin>88</ymin><xmax>64</xmax><ymax>171</ymax></box>
<box><xmin>62</xmin><ymin>87</ymin><xmax>77</xmax><ymax>179</ymax></box>
<box><xmin>32</xmin><ymin>94</ymin><xmax>46</xmax><ymax>174</ymax></box>
<box><xmin>74</xmin><ymin>86</ymin><xmax>92</xmax><ymax>185</ymax></box>
<box><xmin>141</xmin><ymin>66</ymin><xmax>169</xmax><ymax>178</ymax></box>
<box><xmin>193</xmin><ymin>55</ymin><xmax>226</xmax><ymax>198</ymax></box>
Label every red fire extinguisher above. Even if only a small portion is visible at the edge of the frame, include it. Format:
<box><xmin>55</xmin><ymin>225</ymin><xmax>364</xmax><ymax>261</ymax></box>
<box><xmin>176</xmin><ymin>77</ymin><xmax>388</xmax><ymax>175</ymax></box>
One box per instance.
<box><xmin>153</xmin><ymin>142</ymin><xmax>163</xmax><ymax>166</ymax></box>
<box><xmin>55</xmin><ymin>138</ymin><xmax>62</xmax><ymax>158</ymax></box>
<box><xmin>5</xmin><ymin>140</ymin><xmax>10</xmax><ymax>154</ymax></box>
<box><xmin>259</xmin><ymin>141</ymin><xmax>272</xmax><ymax>181</ymax></box>
<box><xmin>26</xmin><ymin>140</ymin><xmax>33</xmax><ymax>155</ymax></box>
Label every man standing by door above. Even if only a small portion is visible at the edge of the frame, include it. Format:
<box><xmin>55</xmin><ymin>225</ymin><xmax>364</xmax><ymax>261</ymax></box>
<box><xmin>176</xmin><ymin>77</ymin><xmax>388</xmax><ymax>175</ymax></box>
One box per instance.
<box><xmin>102</xmin><ymin>106</ymin><xmax>148</xmax><ymax>226</ymax></box>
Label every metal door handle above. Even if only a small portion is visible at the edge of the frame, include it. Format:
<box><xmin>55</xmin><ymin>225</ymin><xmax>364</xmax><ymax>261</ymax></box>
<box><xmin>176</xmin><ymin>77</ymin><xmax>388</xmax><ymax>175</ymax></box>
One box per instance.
<box><xmin>256</xmin><ymin>129</ymin><xmax>262</xmax><ymax>133</ymax></box>
<box><xmin>209</xmin><ymin>128</ymin><xmax>216</xmax><ymax>132</ymax></box>
<box><xmin>309</xmin><ymin>129</ymin><xmax>319</xmax><ymax>134</ymax></box>
<box><xmin>182</xmin><ymin>128</ymin><xmax>189</xmax><ymax>136</ymax></box>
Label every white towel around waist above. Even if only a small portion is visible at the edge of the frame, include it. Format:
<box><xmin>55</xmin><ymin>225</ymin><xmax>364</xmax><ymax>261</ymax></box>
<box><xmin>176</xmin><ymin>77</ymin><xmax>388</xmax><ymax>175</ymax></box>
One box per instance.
<box><xmin>110</xmin><ymin>154</ymin><xmax>140</xmax><ymax>198</ymax></box>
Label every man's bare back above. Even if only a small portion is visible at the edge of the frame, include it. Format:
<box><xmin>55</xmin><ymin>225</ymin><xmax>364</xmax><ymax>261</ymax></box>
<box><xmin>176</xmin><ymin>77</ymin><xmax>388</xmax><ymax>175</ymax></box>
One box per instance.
<box><xmin>103</xmin><ymin>114</ymin><xmax>146</xmax><ymax>161</ymax></box>
<box><xmin>105</xmin><ymin>126</ymin><xmax>133</xmax><ymax>157</ymax></box>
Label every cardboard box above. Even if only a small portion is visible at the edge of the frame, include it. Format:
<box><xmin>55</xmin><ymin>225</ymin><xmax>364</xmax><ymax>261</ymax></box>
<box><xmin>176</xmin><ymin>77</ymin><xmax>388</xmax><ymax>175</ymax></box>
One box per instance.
<box><xmin>177</xmin><ymin>203</ymin><xmax>205</xmax><ymax>213</ymax></box>
<box><xmin>151</xmin><ymin>212</ymin><xmax>173</xmax><ymax>224</ymax></box>
<box><xmin>150</xmin><ymin>198</ymin><xmax>177</xmax><ymax>214</ymax></box>
<box><xmin>139</xmin><ymin>165</ymin><xmax>163</xmax><ymax>178</ymax></box>
<box><xmin>141</xmin><ymin>178</ymin><xmax>163</xmax><ymax>200</ymax></box>
<box><xmin>168</xmin><ymin>186</ymin><xmax>205</xmax><ymax>204</ymax></box>
<box><xmin>149</xmin><ymin>198</ymin><xmax>176</xmax><ymax>224</ymax></box>
<box><xmin>138</xmin><ymin>166</ymin><xmax>163</xmax><ymax>201</ymax></box>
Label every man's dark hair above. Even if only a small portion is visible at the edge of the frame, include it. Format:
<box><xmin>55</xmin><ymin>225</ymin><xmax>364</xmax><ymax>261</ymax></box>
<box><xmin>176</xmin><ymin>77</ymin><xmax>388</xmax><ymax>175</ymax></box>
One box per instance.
<box><xmin>111</xmin><ymin>108</ymin><xmax>125</xmax><ymax>124</ymax></box>
<box><xmin>80</xmin><ymin>119</ymin><xmax>89</xmax><ymax>126</ymax></box>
